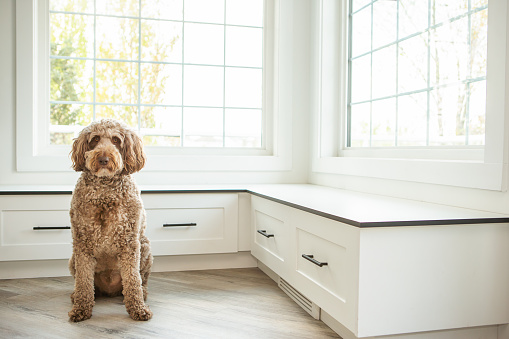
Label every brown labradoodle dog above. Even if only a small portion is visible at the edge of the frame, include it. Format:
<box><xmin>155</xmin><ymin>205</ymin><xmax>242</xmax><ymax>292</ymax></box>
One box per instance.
<box><xmin>68</xmin><ymin>119</ymin><xmax>153</xmax><ymax>322</ymax></box>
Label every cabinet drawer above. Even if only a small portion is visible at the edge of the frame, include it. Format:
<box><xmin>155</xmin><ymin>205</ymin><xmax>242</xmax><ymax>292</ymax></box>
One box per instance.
<box><xmin>296</xmin><ymin>228</ymin><xmax>346</xmax><ymax>302</ymax></box>
<box><xmin>142</xmin><ymin>193</ymin><xmax>238</xmax><ymax>256</ymax></box>
<box><xmin>250</xmin><ymin>196</ymin><xmax>290</xmax><ymax>276</ymax></box>
<box><xmin>0</xmin><ymin>195</ymin><xmax>72</xmax><ymax>261</ymax></box>
<box><xmin>290</xmin><ymin>209</ymin><xmax>360</xmax><ymax>334</ymax></box>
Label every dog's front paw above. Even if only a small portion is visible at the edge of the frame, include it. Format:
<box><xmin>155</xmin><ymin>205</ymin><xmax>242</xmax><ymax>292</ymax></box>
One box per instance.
<box><xmin>129</xmin><ymin>305</ymin><xmax>153</xmax><ymax>321</ymax></box>
<box><xmin>69</xmin><ymin>306</ymin><xmax>93</xmax><ymax>322</ymax></box>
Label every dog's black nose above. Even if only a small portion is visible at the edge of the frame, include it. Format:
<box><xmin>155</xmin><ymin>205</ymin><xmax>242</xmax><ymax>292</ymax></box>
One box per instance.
<box><xmin>98</xmin><ymin>156</ymin><xmax>110</xmax><ymax>166</ymax></box>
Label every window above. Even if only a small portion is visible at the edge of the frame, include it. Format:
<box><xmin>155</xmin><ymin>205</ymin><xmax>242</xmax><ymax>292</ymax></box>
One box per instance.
<box><xmin>348</xmin><ymin>0</ymin><xmax>488</xmax><ymax>149</ymax></box>
<box><xmin>49</xmin><ymin>0</ymin><xmax>264</xmax><ymax>149</ymax></box>
<box><xmin>312</xmin><ymin>0</ymin><xmax>508</xmax><ymax>190</ymax></box>
<box><xmin>17</xmin><ymin>0</ymin><xmax>294</xmax><ymax>172</ymax></box>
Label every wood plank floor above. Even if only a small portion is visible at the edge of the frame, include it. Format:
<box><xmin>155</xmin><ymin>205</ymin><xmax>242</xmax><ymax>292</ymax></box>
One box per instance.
<box><xmin>0</xmin><ymin>268</ymin><xmax>340</xmax><ymax>338</ymax></box>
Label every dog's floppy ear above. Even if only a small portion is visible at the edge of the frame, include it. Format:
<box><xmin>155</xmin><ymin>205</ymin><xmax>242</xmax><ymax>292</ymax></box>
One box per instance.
<box><xmin>70</xmin><ymin>130</ymin><xmax>90</xmax><ymax>172</ymax></box>
<box><xmin>122</xmin><ymin>129</ymin><xmax>146</xmax><ymax>174</ymax></box>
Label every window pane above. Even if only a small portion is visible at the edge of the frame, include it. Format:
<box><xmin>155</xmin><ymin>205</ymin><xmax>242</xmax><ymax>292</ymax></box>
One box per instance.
<box><xmin>350</xmin><ymin>54</ymin><xmax>371</xmax><ymax>103</ymax></box>
<box><xmin>372</xmin><ymin>45</ymin><xmax>396</xmax><ymax>99</ymax></box>
<box><xmin>399</xmin><ymin>0</ymin><xmax>428</xmax><ymax>39</ymax></box>
<box><xmin>398</xmin><ymin>33</ymin><xmax>428</xmax><ymax>93</ymax></box>
<box><xmin>96</xmin><ymin>17</ymin><xmax>139</xmax><ymax>60</ymax></box>
<box><xmin>225</xmin><ymin>109</ymin><xmax>262</xmax><ymax>147</ymax></box>
<box><xmin>48</xmin><ymin>0</ymin><xmax>265</xmax><ymax>149</ymax></box>
<box><xmin>225</xmin><ymin>68</ymin><xmax>262</xmax><ymax>108</ymax></box>
<box><xmin>429</xmin><ymin>85</ymin><xmax>467</xmax><ymax>146</ymax></box>
<box><xmin>351</xmin><ymin>6</ymin><xmax>371</xmax><ymax>57</ymax></box>
<box><xmin>141</xmin><ymin>106</ymin><xmax>182</xmax><ymax>131</ymax></box>
<box><xmin>397</xmin><ymin>93</ymin><xmax>427</xmax><ymax>146</ymax></box>
<box><xmin>348</xmin><ymin>0</ymin><xmax>488</xmax><ymax>149</ymax></box>
<box><xmin>50</xmin><ymin>13</ymin><xmax>94</xmax><ymax>58</ymax></box>
<box><xmin>470</xmin><ymin>9</ymin><xmax>488</xmax><ymax>79</ymax></box>
<box><xmin>96</xmin><ymin>0</ymin><xmax>139</xmax><ymax>17</ymax></box>
<box><xmin>226</xmin><ymin>0</ymin><xmax>264</xmax><ymax>27</ymax></box>
<box><xmin>472</xmin><ymin>0</ymin><xmax>488</xmax><ymax>9</ymax></box>
<box><xmin>350</xmin><ymin>103</ymin><xmax>371</xmax><ymax>147</ymax></box>
<box><xmin>50</xmin><ymin>104</ymin><xmax>93</xmax><ymax>127</ymax></box>
<box><xmin>96</xmin><ymin>61</ymin><xmax>138</xmax><ymax>104</ymax></box>
<box><xmin>352</xmin><ymin>0</ymin><xmax>371</xmax><ymax>13</ymax></box>
<box><xmin>184</xmin><ymin>0</ymin><xmax>224</xmax><ymax>24</ymax></box>
<box><xmin>184</xmin><ymin>23</ymin><xmax>224</xmax><ymax>65</ymax></box>
<box><xmin>141</xmin><ymin>20</ymin><xmax>182</xmax><ymax>63</ymax></box>
<box><xmin>50</xmin><ymin>59</ymin><xmax>94</xmax><ymax>102</ymax></box>
<box><xmin>50</xmin><ymin>0</ymin><xmax>94</xmax><ymax>13</ymax></box>
<box><xmin>143</xmin><ymin>135</ymin><xmax>181</xmax><ymax>147</ymax></box>
<box><xmin>141</xmin><ymin>106</ymin><xmax>182</xmax><ymax>146</ymax></box>
<box><xmin>226</xmin><ymin>26</ymin><xmax>263</xmax><ymax>67</ymax></box>
<box><xmin>371</xmin><ymin>98</ymin><xmax>396</xmax><ymax>147</ymax></box>
<box><xmin>372</xmin><ymin>0</ymin><xmax>397</xmax><ymax>50</ymax></box>
<box><xmin>184</xmin><ymin>107</ymin><xmax>223</xmax><ymax>147</ymax></box>
<box><xmin>141</xmin><ymin>0</ymin><xmax>183</xmax><ymax>20</ymax></box>
<box><xmin>141</xmin><ymin>64</ymin><xmax>182</xmax><ymax>106</ymax></box>
<box><xmin>430</xmin><ymin>18</ymin><xmax>469</xmax><ymax>86</ymax></box>
<box><xmin>431</xmin><ymin>0</ymin><xmax>468</xmax><ymax>26</ymax></box>
<box><xmin>183</xmin><ymin>65</ymin><xmax>224</xmax><ymax>107</ymax></box>
<box><xmin>468</xmin><ymin>81</ymin><xmax>486</xmax><ymax>145</ymax></box>
<box><xmin>96</xmin><ymin>105</ymin><xmax>139</xmax><ymax>128</ymax></box>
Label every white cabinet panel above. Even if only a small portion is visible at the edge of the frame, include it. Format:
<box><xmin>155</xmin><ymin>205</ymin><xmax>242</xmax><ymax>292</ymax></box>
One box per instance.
<box><xmin>143</xmin><ymin>193</ymin><xmax>239</xmax><ymax>256</ymax></box>
<box><xmin>250</xmin><ymin>196</ymin><xmax>291</xmax><ymax>277</ymax></box>
<box><xmin>0</xmin><ymin>195</ymin><xmax>72</xmax><ymax>261</ymax></box>
<box><xmin>250</xmin><ymin>193</ymin><xmax>509</xmax><ymax>339</ymax></box>
<box><xmin>296</xmin><ymin>229</ymin><xmax>347</xmax><ymax>302</ymax></box>
<box><xmin>291</xmin><ymin>208</ymin><xmax>360</xmax><ymax>335</ymax></box>
<box><xmin>0</xmin><ymin>193</ymin><xmax>240</xmax><ymax>261</ymax></box>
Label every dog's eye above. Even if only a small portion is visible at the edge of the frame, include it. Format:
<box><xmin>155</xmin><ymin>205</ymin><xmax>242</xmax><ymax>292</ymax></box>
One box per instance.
<box><xmin>112</xmin><ymin>137</ymin><xmax>120</xmax><ymax>144</ymax></box>
<box><xmin>92</xmin><ymin>136</ymin><xmax>100</xmax><ymax>142</ymax></box>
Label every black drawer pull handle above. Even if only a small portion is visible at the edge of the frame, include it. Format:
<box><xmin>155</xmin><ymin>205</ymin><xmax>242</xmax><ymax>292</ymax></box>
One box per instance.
<box><xmin>163</xmin><ymin>223</ymin><xmax>197</xmax><ymax>227</ymax></box>
<box><xmin>33</xmin><ymin>226</ymin><xmax>71</xmax><ymax>230</ymax></box>
<box><xmin>257</xmin><ymin>230</ymin><xmax>274</xmax><ymax>238</ymax></box>
<box><xmin>302</xmin><ymin>254</ymin><xmax>328</xmax><ymax>267</ymax></box>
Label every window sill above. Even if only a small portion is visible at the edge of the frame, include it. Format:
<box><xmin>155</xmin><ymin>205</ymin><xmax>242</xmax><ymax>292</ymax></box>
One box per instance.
<box><xmin>16</xmin><ymin>152</ymin><xmax>292</xmax><ymax>172</ymax></box>
<box><xmin>312</xmin><ymin>156</ymin><xmax>506</xmax><ymax>191</ymax></box>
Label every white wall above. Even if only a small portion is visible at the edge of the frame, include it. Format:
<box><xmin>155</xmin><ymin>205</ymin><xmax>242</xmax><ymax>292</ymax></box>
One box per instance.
<box><xmin>0</xmin><ymin>0</ymin><xmax>310</xmax><ymax>187</ymax></box>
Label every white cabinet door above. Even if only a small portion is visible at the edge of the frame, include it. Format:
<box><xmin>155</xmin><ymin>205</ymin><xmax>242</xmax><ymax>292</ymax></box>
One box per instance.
<box><xmin>142</xmin><ymin>193</ymin><xmax>239</xmax><ymax>256</ymax></box>
<box><xmin>290</xmin><ymin>208</ymin><xmax>360</xmax><ymax>335</ymax></box>
<box><xmin>250</xmin><ymin>196</ymin><xmax>292</xmax><ymax>277</ymax></box>
<box><xmin>0</xmin><ymin>195</ymin><xmax>72</xmax><ymax>261</ymax></box>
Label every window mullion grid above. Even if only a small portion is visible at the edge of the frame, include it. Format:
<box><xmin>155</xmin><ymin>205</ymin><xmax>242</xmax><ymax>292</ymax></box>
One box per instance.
<box><xmin>223</xmin><ymin>0</ymin><xmax>227</xmax><ymax>148</ymax></box>
<box><xmin>395</xmin><ymin>0</ymin><xmax>399</xmax><ymax>147</ymax></box>
<box><xmin>465</xmin><ymin>0</ymin><xmax>472</xmax><ymax>146</ymax></box>
<box><xmin>426</xmin><ymin>0</ymin><xmax>431</xmax><ymax>146</ymax></box>
<box><xmin>137</xmin><ymin>0</ymin><xmax>142</xmax><ymax>134</ymax></box>
<box><xmin>93</xmin><ymin>0</ymin><xmax>97</xmax><ymax>122</ymax></box>
<box><xmin>369</xmin><ymin>2</ymin><xmax>374</xmax><ymax>147</ymax></box>
<box><xmin>181</xmin><ymin>0</ymin><xmax>186</xmax><ymax>147</ymax></box>
<box><xmin>346</xmin><ymin>1</ymin><xmax>353</xmax><ymax>148</ymax></box>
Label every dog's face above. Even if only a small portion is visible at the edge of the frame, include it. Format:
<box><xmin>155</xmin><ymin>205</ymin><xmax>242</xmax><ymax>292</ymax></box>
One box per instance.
<box><xmin>70</xmin><ymin>119</ymin><xmax>146</xmax><ymax>177</ymax></box>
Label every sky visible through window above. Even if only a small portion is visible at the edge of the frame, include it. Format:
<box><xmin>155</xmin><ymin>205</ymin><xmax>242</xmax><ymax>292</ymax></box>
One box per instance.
<box><xmin>49</xmin><ymin>0</ymin><xmax>264</xmax><ymax>148</ymax></box>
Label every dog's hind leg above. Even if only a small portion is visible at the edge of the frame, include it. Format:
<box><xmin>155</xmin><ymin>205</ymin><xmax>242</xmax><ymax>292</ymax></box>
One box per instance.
<box><xmin>69</xmin><ymin>253</ymin><xmax>76</xmax><ymax>303</ymax></box>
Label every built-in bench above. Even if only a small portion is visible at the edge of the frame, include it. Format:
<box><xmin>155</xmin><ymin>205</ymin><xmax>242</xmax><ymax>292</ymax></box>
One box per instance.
<box><xmin>1</xmin><ymin>184</ymin><xmax>508</xmax><ymax>339</ymax></box>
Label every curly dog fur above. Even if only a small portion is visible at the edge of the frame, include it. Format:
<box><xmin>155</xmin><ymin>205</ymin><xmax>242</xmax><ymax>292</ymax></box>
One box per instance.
<box><xmin>68</xmin><ymin>119</ymin><xmax>153</xmax><ymax>322</ymax></box>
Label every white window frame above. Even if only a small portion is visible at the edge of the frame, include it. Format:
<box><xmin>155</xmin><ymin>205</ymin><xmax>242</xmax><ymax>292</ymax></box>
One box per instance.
<box><xmin>16</xmin><ymin>0</ymin><xmax>293</xmax><ymax>172</ymax></box>
<box><xmin>312</xmin><ymin>0</ymin><xmax>509</xmax><ymax>191</ymax></box>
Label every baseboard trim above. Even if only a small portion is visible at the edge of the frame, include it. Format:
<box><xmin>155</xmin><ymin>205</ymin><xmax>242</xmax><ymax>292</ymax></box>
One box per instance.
<box><xmin>0</xmin><ymin>252</ymin><xmax>257</xmax><ymax>280</ymax></box>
